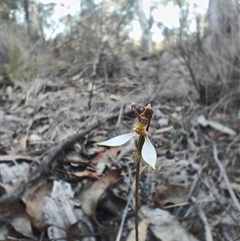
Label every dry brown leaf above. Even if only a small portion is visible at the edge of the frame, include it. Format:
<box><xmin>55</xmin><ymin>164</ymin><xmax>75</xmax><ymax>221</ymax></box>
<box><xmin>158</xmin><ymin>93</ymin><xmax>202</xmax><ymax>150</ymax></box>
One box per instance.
<box><xmin>126</xmin><ymin>219</ymin><xmax>149</xmax><ymax>241</ymax></box>
<box><xmin>91</xmin><ymin>147</ymin><xmax>121</xmax><ymax>164</ymax></box>
<box><xmin>0</xmin><ymin>203</ymin><xmax>25</xmax><ymax>220</ymax></box>
<box><xmin>21</xmin><ymin>177</ymin><xmax>48</xmax><ymax>202</ymax></box>
<box><xmin>24</xmin><ymin>182</ymin><xmax>53</xmax><ymax>230</ymax></box>
<box><xmin>70</xmin><ymin>74</ymin><xmax>80</xmax><ymax>81</ymax></box>
<box><xmin>153</xmin><ymin>184</ymin><xmax>188</xmax><ymax>208</ymax></box>
<box><xmin>219</xmin><ymin>182</ymin><xmax>240</xmax><ymax>192</ymax></box>
<box><xmin>73</xmin><ymin>171</ymin><xmax>99</xmax><ymax>179</ymax></box>
<box><xmin>208</xmin><ymin>131</ymin><xmax>234</xmax><ymax>141</ymax></box>
<box><xmin>217</xmin><ymin>134</ymin><xmax>235</xmax><ymax>141</ymax></box>
<box><xmin>80</xmin><ymin>169</ymin><xmax>121</xmax><ymax>220</ymax></box>
<box><xmin>94</xmin><ymin>161</ymin><xmax>107</xmax><ymax>175</ymax></box>
<box><xmin>19</xmin><ymin>135</ymin><xmax>28</xmax><ymax>151</ymax></box>
<box><xmin>64</xmin><ymin>152</ymin><xmax>88</xmax><ymax>164</ymax></box>
<box><xmin>60</xmin><ymin>87</ymin><xmax>75</xmax><ymax>93</ymax></box>
<box><xmin>157</xmin><ymin>148</ymin><xmax>169</xmax><ymax>155</ymax></box>
<box><xmin>68</xmin><ymin>220</ymin><xmax>94</xmax><ymax>240</ymax></box>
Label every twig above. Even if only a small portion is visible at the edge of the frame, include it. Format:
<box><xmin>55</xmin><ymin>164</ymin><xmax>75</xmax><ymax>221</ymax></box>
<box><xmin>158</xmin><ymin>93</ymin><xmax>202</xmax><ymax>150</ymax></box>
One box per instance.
<box><xmin>0</xmin><ymin>109</ymin><xmax>127</xmax><ymax>204</ymax></box>
<box><xmin>199</xmin><ymin>176</ymin><xmax>240</xmax><ymax>229</ymax></box>
<box><xmin>116</xmin><ymin>86</ymin><xmax>142</xmax><ymax>127</ymax></box>
<box><xmin>0</xmin><ymin>122</ymin><xmax>101</xmax><ymax>204</ymax></box>
<box><xmin>88</xmin><ymin>42</ymin><xmax>106</xmax><ymax>110</ymax></box>
<box><xmin>209</xmin><ymin>91</ymin><xmax>239</xmax><ymax>116</ymax></box>
<box><xmin>148</xmin><ymin>72</ymin><xmax>173</xmax><ymax>103</ymax></box>
<box><xmin>191</xmin><ymin>197</ymin><xmax>213</xmax><ymax>241</ymax></box>
<box><xmin>115</xmin><ymin>184</ymin><xmax>134</xmax><ymax>241</ymax></box>
<box><xmin>226</xmin><ymin>133</ymin><xmax>240</xmax><ymax>153</ymax></box>
<box><xmin>187</xmin><ymin>162</ymin><xmax>207</xmax><ymax>200</ymax></box>
<box><xmin>213</xmin><ymin>144</ymin><xmax>240</xmax><ymax>212</ymax></box>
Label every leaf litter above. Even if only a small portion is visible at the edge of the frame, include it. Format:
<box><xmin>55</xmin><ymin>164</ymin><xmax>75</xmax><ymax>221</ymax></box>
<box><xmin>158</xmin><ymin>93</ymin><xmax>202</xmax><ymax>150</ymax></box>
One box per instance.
<box><xmin>80</xmin><ymin>169</ymin><xmax>121</xmax><ymax>225</ymax></box>
<box><xmin>0</xmin><ymin>45</ymin><xmax>240</xmax><ymax>241</ymax></box>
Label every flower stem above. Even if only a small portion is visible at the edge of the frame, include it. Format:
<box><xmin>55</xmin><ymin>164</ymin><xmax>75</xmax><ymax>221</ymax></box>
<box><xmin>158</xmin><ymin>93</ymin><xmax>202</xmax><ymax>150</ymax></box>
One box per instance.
<box><xmin>135</xmin><ymin>135</ymin><xmax>145</xmax><ymax>241</ymax></box>
<box><xmin>135</xmin><ymin>159</ymin><xmax>140</xmax><ymax>241</ymax></box>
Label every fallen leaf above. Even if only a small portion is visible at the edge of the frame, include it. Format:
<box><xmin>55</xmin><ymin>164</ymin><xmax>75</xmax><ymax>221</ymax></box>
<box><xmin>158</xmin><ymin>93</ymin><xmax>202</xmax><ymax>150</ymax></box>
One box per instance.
<box><xmin>208</xmin><ymin>131</ymin><xmax>235</xmax><ymax>141</ymax></box>
<box><xmin>60</xmin><ymin>87</ymin><xmax>75</xmax><ymax>93</ymax></box>
<box><xmin>19</xmin><ymin>135</ymin><xmax>28</xmax><ymax>151</ymax></box>
<box><xmin>0</xmin><ymin>144</ymin><xmax>11</xmax><ymax>155</ymax></box>
<box><xmin>109</xmin><ymin>94</ymin><xmax>121</xmax><ymax>101</ymax></box>
<box><xmin>126</xmin><ymin>219</ymin><xmax>149</xmax><ymax>241</ymax></box>
<box><xmin>24</xmin><ymin>182</ymin><xmax>53</xmax><ymax>230</ymax></box>
<box><xmin>64</xmin><ymin>151</ymin><xmax>89</xmax><ymax>164</ymax></box>
<box><xmin>80</xmin><ymin>169</ymin><xmax>121</xmax><ymax>221</ymax></box>
<box><xmin>28</xmin><ymin>133</ymin><xmax>42</xmax><ymax>142</ymax></box>
<box><xmin>0</xmin><ymin>155</ymin><xmax>36</xmax><ymax>162</ymax></box>
<box><xmin>43</xmin><ymin>180</ymin><xmax>78</xmax><ymax>240</ymax></box>
<box><xmin>73</xmin><ymin>171</ymin><xmax>99</xmax><ymax>179</ymax></box>
<box><xmin>21</xmin><ymin>177</ymin><xmax>48</xmax><ymax>202</ymax></box>
<box><xmin>98</xmin><ymin>189</ymin><xmax>127</xmax><ymax>217</ymax></box>
<box><xmin>91</xmin><ymin>147</ymin><xmax>121</xmax><ymax>164</ymax></box>
<box><xmin>94</xmin><ymin>162</ymin><xmax>106</xmax><ymax>176</ymax></box>
<box><xmin>198</xmin><ymin>115</ymin><xmax>236</xmax><ymax>136</ymax></box>
<box><xmin>217</xmin><ymin>134</ymin><xmax>235</xmax><ymax>141</ymax></box>
<box><xmin>219</xmin><ymin>182</ymin><xmax>240</xmax><ymax>192</ymax></box>
<box><xmin>0</xmin><ymin>162</ymin><xmax>29</xmax><ymax>184</ymax></box>
<box><xmin>153</xmin><ymin>185</ymin><xmax>188</xmax><ymax>208</ymax></box>
<box><xmin>68</xmin><ymin>219</ymin><xmax>95</xmax><ymax>241</ymax></box>
<box><xmin>70</xmin><ymin>74</ymin><xmax>80</xmax><ymax>81</ymax></box>
<box><xmin>11</xmin><ymin>213</ymin><xmax>34</xmax><ymax>239</ymax></box>
<box><xmin>0</xmin><ymin>203</ymin><xmax>25</xmax><ymax>220</ymax></box>
<box><xmin>140</xmin><ymin>205</ymin><xmax>199</xmax><ymax>241</ymax></box>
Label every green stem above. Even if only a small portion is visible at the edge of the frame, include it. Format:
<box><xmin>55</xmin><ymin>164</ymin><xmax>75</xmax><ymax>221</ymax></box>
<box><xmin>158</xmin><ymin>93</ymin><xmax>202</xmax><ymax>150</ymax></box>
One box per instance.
<box><xmin>135</xmin><ymin>136</ymin><xmax>144</xmax><ymax>241</ymax></box>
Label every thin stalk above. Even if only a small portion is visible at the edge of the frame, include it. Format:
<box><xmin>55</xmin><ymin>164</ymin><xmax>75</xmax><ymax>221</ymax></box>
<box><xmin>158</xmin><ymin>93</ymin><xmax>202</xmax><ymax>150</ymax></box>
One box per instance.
<box><xmin>135</xmin><ymin>159</ymin><xmax>140</xmax><ymax>241</ymax></box>
<box><xmin>135</xmin><ymin>136</ymin><xmax>145</xmax><ymax>241</ymax></box>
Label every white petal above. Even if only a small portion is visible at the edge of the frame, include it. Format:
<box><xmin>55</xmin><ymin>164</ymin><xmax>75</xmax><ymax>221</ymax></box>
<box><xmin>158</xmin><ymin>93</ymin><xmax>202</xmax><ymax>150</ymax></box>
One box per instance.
<box><xmin>97</xmin><ymin>133</ymin><xmax>137</xmax><ymax>147</ymax></box>
<box><xmin>141</xmin><ymin>136</ymin><xmax>157</xmax><ymax>169</ymax></box>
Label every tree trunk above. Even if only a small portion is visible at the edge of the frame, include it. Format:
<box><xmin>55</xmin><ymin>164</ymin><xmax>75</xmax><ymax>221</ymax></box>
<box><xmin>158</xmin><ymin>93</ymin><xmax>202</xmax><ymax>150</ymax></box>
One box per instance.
<box><xmin>23</xmin><ymin>0</ymin><xmax>32</xmax><ymax>35</ymax></box>
<box><xmin>136</xmin><ymin>0</ymin><xmax>152</xmax><ymax>54</ymax></box>
<box><xmin>204</xmin><ymin>0</ymin><xmax>239</xmax><ymax>82</ymax></box>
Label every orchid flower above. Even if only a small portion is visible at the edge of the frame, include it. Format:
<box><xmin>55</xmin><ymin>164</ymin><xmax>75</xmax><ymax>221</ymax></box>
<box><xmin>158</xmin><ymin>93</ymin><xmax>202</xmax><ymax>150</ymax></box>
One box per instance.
<box><xmin>98</xmin><ymin>103</ymin><xmax>157</xmax><ymax>169</ymax></box>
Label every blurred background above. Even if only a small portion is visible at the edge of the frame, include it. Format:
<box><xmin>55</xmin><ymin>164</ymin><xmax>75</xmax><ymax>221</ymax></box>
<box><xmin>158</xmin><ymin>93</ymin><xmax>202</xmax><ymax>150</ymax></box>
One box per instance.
<box><xmin>1</xmin><ymin>0</ymin><xmax>239</xmax><ymax>106</ymax></box>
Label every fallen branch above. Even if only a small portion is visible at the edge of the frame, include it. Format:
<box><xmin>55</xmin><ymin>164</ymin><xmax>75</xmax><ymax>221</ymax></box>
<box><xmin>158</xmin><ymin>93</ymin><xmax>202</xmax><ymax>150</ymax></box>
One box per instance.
<box><xmin>0</xmin><ymin>110</ymin><xmax>124</xmax><ymax>204</ymax></box>
<box><xmin>213</xmin><ymin>144</ymin><xmax>240</xmax><ymax>212</ymax></box>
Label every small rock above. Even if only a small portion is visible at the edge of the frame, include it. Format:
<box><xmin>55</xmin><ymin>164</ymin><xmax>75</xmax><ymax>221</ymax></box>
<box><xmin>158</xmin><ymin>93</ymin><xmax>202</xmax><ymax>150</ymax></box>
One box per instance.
<box><xmin>158</xmin><ymin>118</ymin><xmax>169</xmax><ymax>127</ymax></box>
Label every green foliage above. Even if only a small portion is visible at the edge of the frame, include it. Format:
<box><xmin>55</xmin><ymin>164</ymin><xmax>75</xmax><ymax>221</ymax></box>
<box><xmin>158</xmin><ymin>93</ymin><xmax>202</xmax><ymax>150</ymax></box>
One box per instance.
<box><xmin>9</xmin><ymin>45</ymin><xmax>23</xmax><ymax>78</ymax></box>
<box><xmin>168</xmin><ymin>128</ymin><xmax>183</xmax><ymax>140</ymax></box>
<box><xmin>5</xmin><ymin>43</ymin><xmax>38</xmax><ymax>81</ymax></box>
<box><xmin>0</xmin><ymin>0</ymin><xmax>18</xmax><ymax>20</ymax></box>
<box><xmin>169</xmin><ymin>118</ymin><xmax>177</xmax><ymax>126</ymax></box>
<box><xmin>168</xmin><ymin>118</ymin><xmax>183</xmax><ymax>140</ymax></box>
<box><xmin>0</xmin><ymin>63</ymin><xmax>14</xmax><ymax>87</ymax></box>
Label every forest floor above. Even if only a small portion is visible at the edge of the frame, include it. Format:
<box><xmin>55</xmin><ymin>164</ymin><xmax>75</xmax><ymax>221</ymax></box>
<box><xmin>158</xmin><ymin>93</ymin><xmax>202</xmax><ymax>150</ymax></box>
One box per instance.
<box><xmin>1</xmin><ymin>24</ymin><xmax>240</xmax><ymax>241</ymax></box>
